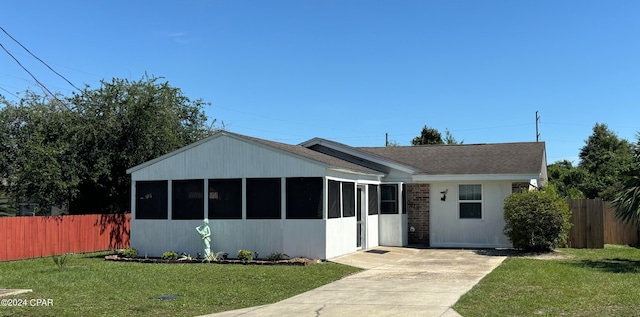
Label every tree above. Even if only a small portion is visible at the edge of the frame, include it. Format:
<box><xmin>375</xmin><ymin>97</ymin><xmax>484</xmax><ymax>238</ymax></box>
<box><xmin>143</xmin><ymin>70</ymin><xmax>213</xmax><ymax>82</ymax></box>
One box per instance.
<box><xmin>578</xmin><ymin>123</ymin><xmax>634</xmax><ymax>200</ymax></box>
<box><xmin>444</xmin><ymin>128</ymin><xmax>463</xmax><ymax>145</ymax></box>
<box><xmin>547</xmin><ymin>160</ymin><xmax>586</xmax><ymax>198</ymax></box>
<box><xmin>411</xmin><ymin>125</ymin><xmax>444</xmax><ymax>145</ymax></box>
<box><xmin>611</xmin><ymin>133</ymin><xmax>640</xmax><ymax>227</ymax></box>
<box><xmin>0</xmin><ymin>76</ymin><xmax>214</xmax><ymax>214</ymax></box>
<box><xmin>503</xmin><ymin>186</ymin><xmax>572</xmax><ymax>251</ymax></box>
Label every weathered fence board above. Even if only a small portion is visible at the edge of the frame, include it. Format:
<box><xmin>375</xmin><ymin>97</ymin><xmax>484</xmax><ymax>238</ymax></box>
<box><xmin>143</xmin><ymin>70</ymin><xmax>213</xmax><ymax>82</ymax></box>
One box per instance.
<box><xmin>603</xmin><ymin>204</ymin><xmax>638</xmax><ymax>245</ymax></box>
<box><xmin>0</xmin><ymin>214</ymin><xmax>130</xmax><ymax>261</ymax></box>
<box><xmin>567</xmin><ymin>199</ymin><xmax>638</xmax><ymax>248</ymax></box>
<box><xmin>568</xmin><ymin>199</ymin><xmax>605</xmax><ymax>248</ymax></box>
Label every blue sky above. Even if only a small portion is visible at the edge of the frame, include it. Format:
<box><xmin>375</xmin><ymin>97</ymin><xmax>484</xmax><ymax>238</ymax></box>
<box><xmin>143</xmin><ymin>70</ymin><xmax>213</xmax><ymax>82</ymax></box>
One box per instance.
<box><xmin>1</xmin><ymin>1</ymin><xmax>639</xmax><ymax>164</ymax></box>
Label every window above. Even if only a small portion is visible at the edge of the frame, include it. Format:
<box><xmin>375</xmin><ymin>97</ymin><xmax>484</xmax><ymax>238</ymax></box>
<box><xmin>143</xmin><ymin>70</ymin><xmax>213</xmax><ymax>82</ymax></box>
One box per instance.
<box><xmin>209</xmin><ymin>179</ymin><xmax>242</xmax><ymax>219</ymax></box>
<box><xmin>286</xmin><ymin>177</ymin><xmax>323</xmax><ymax>219</ymax></box>
<box><xmin>246</xmin><ymin>178</ymin><xmax>281</xmax><ymax>219</ymax></box>
<box><xmin>380</xmin><ymin>184</ymin><xmax>398</xmax><ymax>214</ymax></box>
<box><xmin>135</xmin><ymin>181</ymin><xmax>168</xmax><ymax>219</ymax></box>
<box><xmin>172</xmin><ymin>179</ymin><xmax>204</xmax><ymax>220</ymax></box>
<box><xmin>459</xmin><ymin>184</ymin><xmax>482</xmax><ymax>219</ymax></box>
<box><xmin>342</xmin><ymin>182</ymin><xmax>355</xmax><ymax>217</ymax></box>
<box><xmin>368</xmin><ymin>184</ymin><xmax>379</xmax><ymax>215</ymax></box>
<box><xmin>328</xmin><ymin>180</ymin><xmax>341</xmax><ymax>218</ymax></box>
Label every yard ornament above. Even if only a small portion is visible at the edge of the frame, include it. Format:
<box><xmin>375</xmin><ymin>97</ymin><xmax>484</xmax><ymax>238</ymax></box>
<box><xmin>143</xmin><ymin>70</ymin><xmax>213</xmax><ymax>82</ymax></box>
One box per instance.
<box><xmin>196</xmin><ymin>219</ymin><xmax>212</xmax><ymax>257</ymax></box>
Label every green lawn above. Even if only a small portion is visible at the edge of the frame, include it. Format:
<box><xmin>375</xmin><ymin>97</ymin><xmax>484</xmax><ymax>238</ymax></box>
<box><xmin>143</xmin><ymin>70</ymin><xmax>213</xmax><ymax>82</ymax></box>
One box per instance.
<box><xmin>454</xmin><ymin>245</ymin><xmax>640</xmax><ymax>317</ymax></box>
<box><xmin>0</xmin><ymin>252</ymin><xmax>361</xmax><ymax>317</ymax></box>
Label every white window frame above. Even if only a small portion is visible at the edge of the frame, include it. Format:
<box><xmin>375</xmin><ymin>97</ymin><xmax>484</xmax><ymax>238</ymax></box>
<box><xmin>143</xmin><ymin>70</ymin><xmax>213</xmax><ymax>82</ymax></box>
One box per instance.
<box><xmin>458</xmin><ymin>184</ymin><xmax>483</xmax><ymax>220</ymax></box>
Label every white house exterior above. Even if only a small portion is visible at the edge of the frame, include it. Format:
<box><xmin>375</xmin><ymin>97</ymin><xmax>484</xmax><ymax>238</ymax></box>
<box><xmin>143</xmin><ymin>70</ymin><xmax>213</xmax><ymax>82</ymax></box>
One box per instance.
<box><xmin>127</xmin><ymin>131</ymin><xmax>547</xmax><ymax>259</ymax></box>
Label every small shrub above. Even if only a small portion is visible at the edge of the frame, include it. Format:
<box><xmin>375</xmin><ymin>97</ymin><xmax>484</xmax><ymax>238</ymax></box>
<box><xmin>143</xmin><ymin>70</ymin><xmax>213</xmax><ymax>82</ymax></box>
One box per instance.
<box><xmin>266</xmin><ymin>252</ymin><xmax>289</xmax><ymax>262</ymax></box>
<box><xmin>237</xmin><ymin>249</ymin><xmax>253</xmax><ymax>261</ymax></box>
<box><xmin>121</xmin><ymin>248</ymin><xmax>138</xmax><ymax>258</ymax></box>
<box><xmin>503</xmin><ymin>186</ymin><xmax>572</xmax><ymax>251</ymax></box>
<box><xmin>52</xmin><ymin>253</ymin><xmax>71</xmax><ymax>269</ymax></box>
<box><xmin>202</xmin><ymin>251</ymin><xmax>224</xmax><ymax>263</ymax></box>
<box><xmin>162</xmin><ymin>251</ymin><xmax>178</xmax><ymax>260</ymax></box>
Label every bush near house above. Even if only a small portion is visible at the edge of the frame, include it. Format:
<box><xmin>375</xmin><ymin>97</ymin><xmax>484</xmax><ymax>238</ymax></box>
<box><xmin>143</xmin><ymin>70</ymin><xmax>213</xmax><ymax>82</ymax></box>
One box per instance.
<box><xmin>503</xmin><ymin>186</ymin><xmax>572</xmax><ymax>251</ymax></box>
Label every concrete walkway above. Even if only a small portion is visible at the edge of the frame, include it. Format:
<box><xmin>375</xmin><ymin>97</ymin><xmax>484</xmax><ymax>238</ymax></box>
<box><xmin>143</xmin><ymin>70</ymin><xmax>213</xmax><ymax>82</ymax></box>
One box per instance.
<box><xmin>200</xmin><ymin>247</ymin><xmax>506</xmax><ymax>317</ymax></box>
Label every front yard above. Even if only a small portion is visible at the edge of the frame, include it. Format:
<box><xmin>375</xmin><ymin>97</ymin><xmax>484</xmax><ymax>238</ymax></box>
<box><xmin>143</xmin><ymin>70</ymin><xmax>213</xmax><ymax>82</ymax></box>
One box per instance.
<box><xmin>454</xmin><ymin>245</ymin><xmax>640</xmax><ymax>317</ymax></box>
<box><xmin>0</xmin><ymin>252</ymin><xmax>361</xmax><ymax>317</ymax></box>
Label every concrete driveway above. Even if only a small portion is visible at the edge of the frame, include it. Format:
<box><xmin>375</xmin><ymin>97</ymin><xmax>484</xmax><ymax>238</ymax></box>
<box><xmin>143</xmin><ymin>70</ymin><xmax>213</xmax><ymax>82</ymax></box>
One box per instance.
<box><xmin>200</xmin><ymin>247</ymin><xmax>506</xmax><ymax>317</ymax></box>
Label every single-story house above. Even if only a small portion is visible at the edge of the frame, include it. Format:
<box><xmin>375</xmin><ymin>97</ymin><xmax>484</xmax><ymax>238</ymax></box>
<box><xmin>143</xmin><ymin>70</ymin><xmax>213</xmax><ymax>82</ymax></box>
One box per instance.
<box><xmin>126</xmin><ymin>131</ymin><xmax>547</xmax><ymax>259</ymax></box>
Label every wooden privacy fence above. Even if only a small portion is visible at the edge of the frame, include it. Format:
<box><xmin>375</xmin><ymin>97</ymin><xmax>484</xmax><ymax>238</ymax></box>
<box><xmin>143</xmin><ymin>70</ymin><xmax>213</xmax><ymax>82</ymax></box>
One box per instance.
<box><xmin>0</xmin><ymin>214</ymin><xmax>130</xmax><ymax>261</ymax></box>
<box><xmin>567</xmin><ymin>199</ymin><xmax>638</xmax><ymax>248</ymax></box>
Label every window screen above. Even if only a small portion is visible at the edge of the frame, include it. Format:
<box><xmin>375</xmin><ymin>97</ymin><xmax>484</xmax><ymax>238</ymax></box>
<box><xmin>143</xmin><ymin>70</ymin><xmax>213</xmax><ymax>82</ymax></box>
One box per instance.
<box><xmin>342</xmin><ymin>182</ymin><xmax>355</xmax><ymax>217</ymax></box>
<box><xmin>380</xmin><ymin>184</ymin><xmax>398</xmax><ymax>214</ymax></box>
<box><xmin>368</xmin><ymin>184</ymin><xmax>379</xmax><ymax>215</ymax></box>
<box><xmin>135</xmin><ymin>181</ymin><xmax>168</xmax><ymax>219</ymax></box>
<box><xmin>286</xmin><ymin>177</ymin><xmax>323</xmax><ymax>219</ymax></box>
<box><xmin>172</xmin><ymin>179</ymin><xmax>204</xmax><ymax>220</ymax></box>
<box><xmin>246</xmin><ymin>178</ymin><xmax>281</xmax><ymax>219</ymax></box>
<box><xmin>459</xmin><ymin>184</ymin><xmax>482</xmax><ymax>219</ymax></box>
<box><xmin>328</xmin><ymin>180</ymin><xmax>341</xmax><ymax>219</ymax></box>
<box><xmin>209</xmin><ymin>179</ymin><xmax>242</xmax><ymax>219</ymax></box>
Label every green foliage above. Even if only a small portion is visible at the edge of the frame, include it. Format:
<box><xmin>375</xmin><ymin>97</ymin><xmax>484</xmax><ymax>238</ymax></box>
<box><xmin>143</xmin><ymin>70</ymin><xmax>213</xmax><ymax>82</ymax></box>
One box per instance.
<box><xmin>411</xmin><ymin>125</ymin><xmax>444</xmax><ymax>145</ymax></box>
<box><xmin>547</xmin><ymin>160</ymin><xmax>586</xmax><ymax>198</ymax></box>
<box><xmin>503</xmin><ymin>187</ymin><xmax>572</xmax><ymax>251</ymax></box>
<box><xmin>611</xmin><ymin>134</ymin><xmax>640</xmax><ymax>227</ymax></box>
<box><xmin>237</xmin><ymin>249</ymin><xmax>253</xmax><ymax>261</ymax></box>
<box><xmin>202</xmin><ymin>251</ymin><xmax>224</xmax><ymax>263</ymax></box>
<box><xmin>120</xmin><ymin>248</ymin><xmax>138</xmax><ymax>258</ymax></box>
<box><xmin>444</xmin><ymin>128</ymin><xmax>463</xmax><ymax>144</ymax></box>
<box><xmin>266</xmin><ymin>252</ymin><xmax>289</xmax><ymax>262</ymax></box>
<box><xmin>162</xmin><ymin>251</ymin><xmax>178</xmax><ymax>260</ymax></box>
<box><xmin>578</xmin><ymin>123</ymin><xmax>634</xmax><ymax>200</ymax></box>
<box><xmin>0</xmin><ymin>76</ymin><xmax>215</xmax><ymax>214</ymax></box>
<box><xmin>52</xmin><ymin>253</ymin><xmax>71</xmax><ymax>269</ymax></box>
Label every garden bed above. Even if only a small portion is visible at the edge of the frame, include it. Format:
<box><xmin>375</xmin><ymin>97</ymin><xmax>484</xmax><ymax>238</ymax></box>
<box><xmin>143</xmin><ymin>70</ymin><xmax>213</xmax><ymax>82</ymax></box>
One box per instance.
<box><xmin>104</xmin><ymin>254</ymin><xmax>319</xmax><ymax>266</ymax></box>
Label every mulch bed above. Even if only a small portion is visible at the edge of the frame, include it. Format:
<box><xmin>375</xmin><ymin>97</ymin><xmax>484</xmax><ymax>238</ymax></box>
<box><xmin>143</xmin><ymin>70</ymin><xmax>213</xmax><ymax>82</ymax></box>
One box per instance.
<box><xmin>104</xmin><ymin>254</ymin><xmax>318</xmax><ymax>266</ymax></box>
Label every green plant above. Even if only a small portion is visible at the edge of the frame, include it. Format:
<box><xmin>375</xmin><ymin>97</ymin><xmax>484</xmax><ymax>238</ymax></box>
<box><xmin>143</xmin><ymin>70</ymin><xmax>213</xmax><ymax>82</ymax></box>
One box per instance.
<box><xmin>162</xmin><ymin>251</ymin><xmax>178</xmax><ymax>260</ymax></box>
<box><xmin>237</xmin><ymin>249</ymin><xmax>253</xmax><ymax>261</ymax></box>
<box><xmin>121</xmin><ymin>248</ymin><xmax>138</xmax><ymax>258</ymax></box>
<box><xmin>52</xmin><ymin>253</ymin><xmax>71</xmax><ymax>269</ymax></box>
<box><xmin>202</xmin><ymin>251</ymin><xmax>224</xmax><ymax>263</ymax></box>
<box><xmin>503</xmin><ymin>186</ymin><xmax>572</xmax><ymax>251</ymax></box>
<box><xmin>266</xmin><ymin>252</ymin><xmax>289</xmax><ymax>262</ymax></box>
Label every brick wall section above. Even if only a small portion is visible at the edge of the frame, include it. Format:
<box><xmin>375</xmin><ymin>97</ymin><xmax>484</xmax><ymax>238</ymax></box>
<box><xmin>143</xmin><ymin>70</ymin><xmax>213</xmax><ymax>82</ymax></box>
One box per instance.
<box><xmin>407</xmin><ymin>183</ymin><xmax>430</xmax><ymax>245</ymax></box>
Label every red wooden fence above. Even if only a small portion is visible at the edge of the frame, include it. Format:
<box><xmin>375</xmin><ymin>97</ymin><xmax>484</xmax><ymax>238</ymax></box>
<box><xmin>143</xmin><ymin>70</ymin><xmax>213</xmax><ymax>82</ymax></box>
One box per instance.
<box><xmin>0</xmin><ymin>214</ymin><xmax>130</xmax><ymax>261</ymax></box>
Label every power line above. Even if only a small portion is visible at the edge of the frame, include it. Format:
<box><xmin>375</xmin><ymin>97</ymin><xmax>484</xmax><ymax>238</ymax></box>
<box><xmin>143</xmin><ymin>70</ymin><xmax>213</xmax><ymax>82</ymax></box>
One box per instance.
<box><xmin>0</xmin><ymin>41</ymin><xmax>71</xmax><ymax>110</ymax></box>
<box><xmin>0</xmin><ymin>85</ymin><xmax>19</xmax><ymax>99</ymax></box>
<box><xmin>0</xmin><ymin>26</ymin><xmax>82</xmax><ymax>92</ymax></box>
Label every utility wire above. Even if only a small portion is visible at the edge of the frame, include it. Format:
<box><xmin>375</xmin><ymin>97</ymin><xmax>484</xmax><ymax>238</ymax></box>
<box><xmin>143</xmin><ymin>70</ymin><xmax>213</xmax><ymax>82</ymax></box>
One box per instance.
<box><xmin>0</xmin><ymin>85</ymin><xmax>19</xmax><ymax>99</ymax></box>
<box><xmin>0</xmin><ymin>41</ymin><xmax>71</xmax><ymax>110</ymax></box>
<box><xmin>0</xmin><ymin>26</ymin><xmax>82</xmax><ymax>92</ymax></box>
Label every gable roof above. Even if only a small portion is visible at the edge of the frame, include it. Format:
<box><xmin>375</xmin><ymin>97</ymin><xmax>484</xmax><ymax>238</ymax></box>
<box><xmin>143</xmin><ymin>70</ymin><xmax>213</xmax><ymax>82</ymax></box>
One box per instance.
<box><xmin>127</xmin><ymin>131</ymin><xmax>382</xmax><ymax>176</ymax></box>
<box><xmin>356</xmin><ymin>142</ymin><xmax>546</xmax><ymax>175</ymax></box>
<box><xmin>301</xmin><ymin>138</ymin><xmax>546</xmax><ymax>176</ymax></box>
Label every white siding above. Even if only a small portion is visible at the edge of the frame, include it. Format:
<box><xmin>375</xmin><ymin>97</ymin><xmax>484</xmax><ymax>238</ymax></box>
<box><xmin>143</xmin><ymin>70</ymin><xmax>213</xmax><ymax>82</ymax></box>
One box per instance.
<box><xmin>429</xmin><ymin>181</ymin><xmax>513</xmax><ymax>248</ymax></box>
<box><xmin>366</xmin><ymin>214</ymin><xmax>379</xmax><ymax>248</ymax></box>
<box><xmin>325</xmin><ymin>217</ymin><xmax>357</xmax><ymax>259</ymax></box>
<box><xmin>378</xmin><ymin>214</ymin><xmax>404</xmax><ymax>246</ymax></box>
<box><xmin>131</xmin><ymin>136</ymin><xmax>326</xmax><ymax>181</ymax></box>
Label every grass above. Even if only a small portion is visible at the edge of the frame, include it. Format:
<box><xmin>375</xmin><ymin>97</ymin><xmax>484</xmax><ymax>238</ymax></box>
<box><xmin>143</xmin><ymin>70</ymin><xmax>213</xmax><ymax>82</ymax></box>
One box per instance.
<box><xmin>0</xmin><ymin>252</ymin><xmax>361</xmax><ymax>317</ymax></box>
<box><xmin>454</xmin><ymin>245</ymin><xmax>640</xmax><ymax>317</ymax></box>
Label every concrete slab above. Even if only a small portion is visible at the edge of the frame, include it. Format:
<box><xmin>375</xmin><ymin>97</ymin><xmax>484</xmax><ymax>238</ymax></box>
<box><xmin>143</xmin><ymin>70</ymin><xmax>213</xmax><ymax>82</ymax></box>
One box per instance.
<box><xmin>199</xmin><ymin>247</ymin><xmax>505</xmax><ymax>317</ymax></box>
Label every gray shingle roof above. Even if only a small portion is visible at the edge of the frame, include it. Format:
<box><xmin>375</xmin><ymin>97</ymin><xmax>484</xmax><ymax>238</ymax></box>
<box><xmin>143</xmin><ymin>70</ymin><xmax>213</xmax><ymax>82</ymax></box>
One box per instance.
<box><xmin>355</xmin><ymin>142</ymin><xmax>546</xmax><ymax>175</ymax></box>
